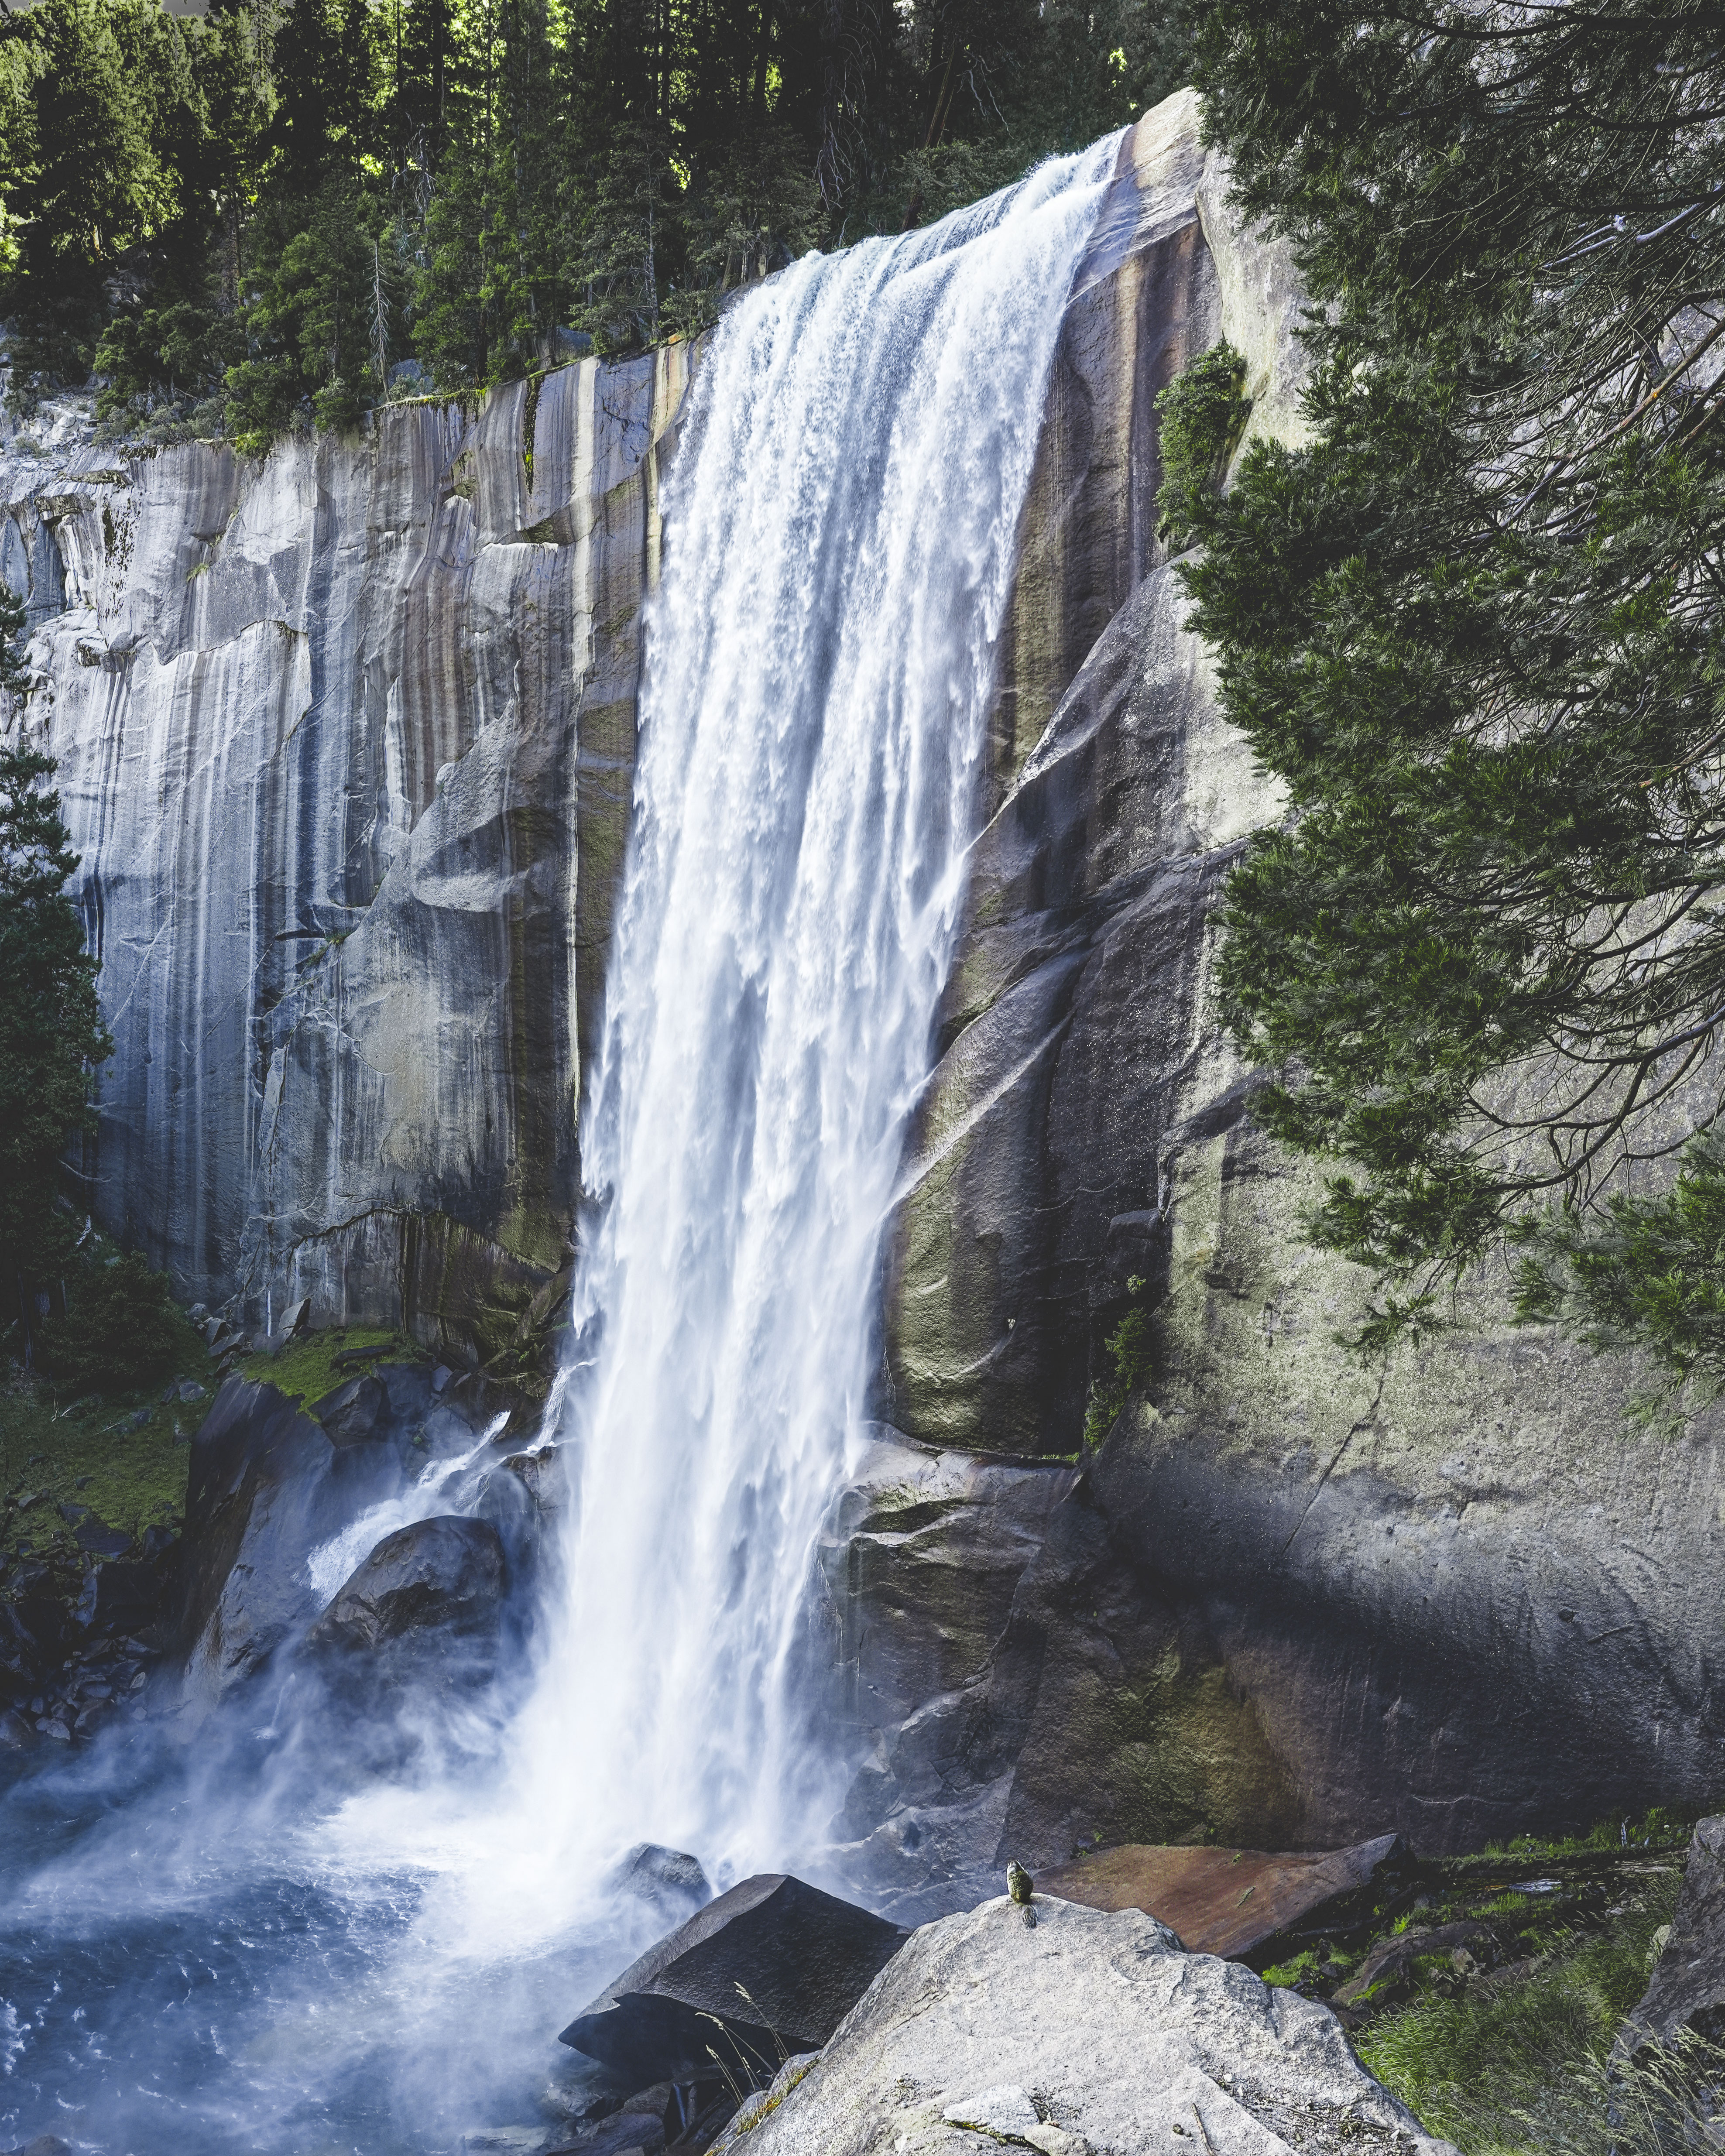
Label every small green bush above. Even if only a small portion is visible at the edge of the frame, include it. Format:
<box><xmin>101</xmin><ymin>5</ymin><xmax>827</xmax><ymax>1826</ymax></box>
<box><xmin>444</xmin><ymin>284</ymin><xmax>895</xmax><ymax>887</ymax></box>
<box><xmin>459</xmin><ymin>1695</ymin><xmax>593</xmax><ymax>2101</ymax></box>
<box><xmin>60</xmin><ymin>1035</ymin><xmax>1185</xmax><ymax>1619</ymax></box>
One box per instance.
<box><xmin>312</xmin><ymin>376</ymin><xmax>362</xmax><ymax>434</ymax></box>
<box><xmin>38</xmin><ymin>1248</ymin><xmax>198</xmax><ymax>1392</ymax></box>
<box><xmin>1083</xmin><ymin>1277</ymin><xmax>1153</xmax><ymax>1449</ymax></box>
<box><xmin>1154</xmin><ymin>340</ymin><xmax>1250</xmax><ymax>551</ymax></box>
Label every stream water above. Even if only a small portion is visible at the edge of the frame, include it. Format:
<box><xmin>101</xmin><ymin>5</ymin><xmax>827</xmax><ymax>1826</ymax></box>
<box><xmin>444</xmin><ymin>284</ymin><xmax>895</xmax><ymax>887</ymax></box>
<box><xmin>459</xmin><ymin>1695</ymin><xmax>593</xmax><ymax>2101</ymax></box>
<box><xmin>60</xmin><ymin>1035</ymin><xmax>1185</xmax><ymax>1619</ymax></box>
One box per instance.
<box><xmin>0</xmin><ymin>132</ymin><xmax>1121</xmax><ymax>2155</ymax></box>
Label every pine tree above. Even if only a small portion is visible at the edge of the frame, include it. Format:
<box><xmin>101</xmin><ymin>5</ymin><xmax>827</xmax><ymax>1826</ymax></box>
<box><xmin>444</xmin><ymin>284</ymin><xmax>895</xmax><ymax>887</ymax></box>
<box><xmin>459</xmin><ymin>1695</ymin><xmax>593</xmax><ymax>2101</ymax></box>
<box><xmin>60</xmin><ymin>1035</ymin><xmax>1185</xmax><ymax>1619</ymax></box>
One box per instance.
<box><xmin>0</xmin><ymin>590</ymin><xmax>113</xmax><ymax>1320</ymax></box>
<box><xmin>1185</xmin><ymin>0</ymin><xmax>1725</xmax><ymax>1372</ymax></box>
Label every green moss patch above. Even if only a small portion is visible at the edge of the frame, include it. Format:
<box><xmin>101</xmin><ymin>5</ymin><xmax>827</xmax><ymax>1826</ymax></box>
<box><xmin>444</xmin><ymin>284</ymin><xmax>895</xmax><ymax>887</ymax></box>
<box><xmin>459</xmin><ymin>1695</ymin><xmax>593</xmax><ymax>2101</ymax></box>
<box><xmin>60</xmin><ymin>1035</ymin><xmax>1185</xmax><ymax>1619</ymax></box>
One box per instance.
<box><xmin>2</xmin><ymin>1367</ymin><xmax>197</xmax><ymax>1556</ymax></box>
<box><xmin>2</xmin><ymin>1326</ymin><xmax>416</xmax><ymax>1561</ymax></box>
<box><xmin>257</xmin><ymin>1326</ymin><xmax>411</xmax><ymax>1411</ymax></box>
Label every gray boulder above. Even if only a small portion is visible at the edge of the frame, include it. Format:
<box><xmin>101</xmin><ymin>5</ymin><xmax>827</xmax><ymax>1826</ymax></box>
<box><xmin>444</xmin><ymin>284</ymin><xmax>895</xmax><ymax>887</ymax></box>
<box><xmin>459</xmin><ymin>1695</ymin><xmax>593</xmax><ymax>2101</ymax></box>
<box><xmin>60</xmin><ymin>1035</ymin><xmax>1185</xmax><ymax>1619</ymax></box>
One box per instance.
<box><xmin>171</xmin><ymin>1369</ymin><xmax>498</xmax><ymax>1709</ymax></box>
<box><xmin>604</xmin><ymin>1842</ymin><xmax>713</xmax><ymax>1930</ymax></box>
<box><xmin>707</xmin><ymin>1895</ymin><xmax>1456</xmax><ymax>2156</ymax></box>
<box><xmin>561</xmin><ymin>1874</ymin><xmax>905</xmax><ymax>2087</ymax></box>
<box><xmin>308</xmin><ymin>1515</ymin><xmax>506</xmax><ymax>1655</ymax></box>
<box><xmin>1619</xmin><ymin>1814</ymin><xmax>1725</xmax><ymax>2055</ymax></box>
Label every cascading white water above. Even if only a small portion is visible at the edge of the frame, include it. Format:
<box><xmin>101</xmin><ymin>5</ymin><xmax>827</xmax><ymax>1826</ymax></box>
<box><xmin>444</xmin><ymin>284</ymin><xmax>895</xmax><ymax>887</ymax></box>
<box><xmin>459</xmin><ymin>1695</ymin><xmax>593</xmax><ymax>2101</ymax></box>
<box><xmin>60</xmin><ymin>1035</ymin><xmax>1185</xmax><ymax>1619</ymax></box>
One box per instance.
<box><xmin>497</xmin><ymin>133</ymin><xmax>1125</xmax><ymax>1896</ymax></box>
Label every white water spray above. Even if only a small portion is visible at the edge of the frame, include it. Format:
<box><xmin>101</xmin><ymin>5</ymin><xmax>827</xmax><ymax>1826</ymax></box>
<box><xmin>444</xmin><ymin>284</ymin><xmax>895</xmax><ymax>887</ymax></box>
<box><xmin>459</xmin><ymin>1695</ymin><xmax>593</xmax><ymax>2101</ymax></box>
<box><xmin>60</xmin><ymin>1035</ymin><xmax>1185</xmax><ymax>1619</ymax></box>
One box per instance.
<box><xmin>497</xmin><ymin>136</ymin><xmax>1124</xmax><ymax>1898</ymax></box>
<box><xmin>305</xmin><ymin>1416</ymin><xmax>510</xmax><ymax>1601</ymax></box>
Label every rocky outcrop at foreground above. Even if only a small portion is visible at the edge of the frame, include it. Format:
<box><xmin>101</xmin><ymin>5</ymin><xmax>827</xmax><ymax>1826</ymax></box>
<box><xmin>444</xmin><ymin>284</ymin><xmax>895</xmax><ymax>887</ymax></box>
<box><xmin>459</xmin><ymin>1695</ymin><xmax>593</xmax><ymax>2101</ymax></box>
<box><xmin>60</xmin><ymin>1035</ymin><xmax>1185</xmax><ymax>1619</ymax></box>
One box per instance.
<box><xmin>710</xmin><ymin>1895</ymin><xmax>1455</xmax><ymax>2156</ymax></box>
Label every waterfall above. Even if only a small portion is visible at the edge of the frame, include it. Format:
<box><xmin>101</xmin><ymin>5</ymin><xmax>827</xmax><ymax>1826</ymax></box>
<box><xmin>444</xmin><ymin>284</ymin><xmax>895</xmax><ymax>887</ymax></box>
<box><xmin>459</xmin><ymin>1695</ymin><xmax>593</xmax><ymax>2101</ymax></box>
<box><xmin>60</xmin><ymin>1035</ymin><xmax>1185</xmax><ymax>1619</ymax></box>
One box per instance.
<box><xmin>497</xmin><ymin>134</ymin><xmax>1124</xmax><ymax>1898</ymax></box>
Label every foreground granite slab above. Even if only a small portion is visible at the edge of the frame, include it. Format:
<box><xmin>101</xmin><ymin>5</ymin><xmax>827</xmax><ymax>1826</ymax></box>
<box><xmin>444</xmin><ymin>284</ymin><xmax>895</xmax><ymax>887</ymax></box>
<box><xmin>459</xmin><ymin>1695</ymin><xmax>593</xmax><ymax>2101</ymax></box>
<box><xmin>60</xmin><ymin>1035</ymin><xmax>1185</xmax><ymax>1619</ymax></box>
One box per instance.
<box><xmin>1037</xmin><ymin>1834</ymin><xmax>1406</xmax><ymax>1961</ymax></box>
<box><xmin>710</xmin><ymin>1894</ymin><xmax>1455</xmax><ymax>2156</ymax></box>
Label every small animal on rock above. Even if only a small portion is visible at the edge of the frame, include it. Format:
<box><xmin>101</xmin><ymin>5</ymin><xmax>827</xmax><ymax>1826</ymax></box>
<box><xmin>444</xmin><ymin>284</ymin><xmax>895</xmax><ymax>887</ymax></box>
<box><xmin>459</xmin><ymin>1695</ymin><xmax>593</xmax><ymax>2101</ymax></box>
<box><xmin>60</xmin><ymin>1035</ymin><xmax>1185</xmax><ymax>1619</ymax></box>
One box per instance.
<box><xmin>1007</xmin><ymin>1858</ymin><xmax>1036</xmax><ymax>1927</ymax></box>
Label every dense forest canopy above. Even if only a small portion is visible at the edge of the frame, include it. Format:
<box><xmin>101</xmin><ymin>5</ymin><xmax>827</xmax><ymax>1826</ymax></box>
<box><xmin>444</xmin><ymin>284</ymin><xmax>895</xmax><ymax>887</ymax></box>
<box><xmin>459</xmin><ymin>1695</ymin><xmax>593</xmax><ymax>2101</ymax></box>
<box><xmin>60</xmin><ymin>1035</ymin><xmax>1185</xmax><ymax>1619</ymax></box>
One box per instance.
<box><xmin>1186</xmin><ymin>0</ymin><xmax>1725</xmax><ymax>1381</ymax></box>
<box><xmin>0</xmin><ymin>0</ymin><xmax>1195</xmax><ymax>443</ymax></box>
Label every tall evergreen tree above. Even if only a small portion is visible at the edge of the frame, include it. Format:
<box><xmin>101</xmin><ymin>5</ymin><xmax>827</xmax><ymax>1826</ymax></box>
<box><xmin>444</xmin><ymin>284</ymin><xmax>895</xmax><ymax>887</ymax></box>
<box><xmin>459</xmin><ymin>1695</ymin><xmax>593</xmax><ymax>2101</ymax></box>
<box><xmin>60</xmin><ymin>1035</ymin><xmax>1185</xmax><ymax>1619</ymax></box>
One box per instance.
<box><xmin>6</xmin><ymin>0</ymin><xmax>1204</xmax><ymax>427</ymax></box>
<box><xmin>0</xmin><ymin>590</ymin><xmax>112</xmax><ymax>1319</ymax></box>
<box><xmin>1184</xmin><ymin>0</ymin><xmax>1725</xmax><ymax>1373</ymax></box>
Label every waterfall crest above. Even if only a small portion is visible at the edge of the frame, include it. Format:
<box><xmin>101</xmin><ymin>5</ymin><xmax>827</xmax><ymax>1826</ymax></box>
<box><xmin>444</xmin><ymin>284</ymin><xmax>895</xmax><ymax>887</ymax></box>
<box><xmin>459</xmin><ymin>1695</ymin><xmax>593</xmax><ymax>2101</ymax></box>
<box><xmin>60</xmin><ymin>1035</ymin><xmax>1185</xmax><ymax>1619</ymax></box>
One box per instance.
<box><xmin>505</xmin><ymin>135</ymin><xmax>1123</xmax><ymax>1893</ymax></box>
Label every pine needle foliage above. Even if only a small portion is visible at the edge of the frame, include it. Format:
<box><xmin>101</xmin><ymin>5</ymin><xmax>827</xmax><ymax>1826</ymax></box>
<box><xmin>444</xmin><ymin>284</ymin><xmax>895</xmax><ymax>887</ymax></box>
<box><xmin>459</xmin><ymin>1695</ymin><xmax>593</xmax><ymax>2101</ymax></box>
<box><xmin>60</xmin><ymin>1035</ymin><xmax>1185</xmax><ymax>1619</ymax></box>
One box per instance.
<box><xmin>0</xmin><ymin>728</ymin><xmax>112</xmax><ymax>1299</ymax></box>
<box><xmin>1155</xmin><ymin>338</ymin><xmax>1249</xmax><ymax>549</ymax></box>
<box><xmin>1185</xmin><ymin>0</ymin><xmax>1725</xmax><ymax>1363</ymax></box>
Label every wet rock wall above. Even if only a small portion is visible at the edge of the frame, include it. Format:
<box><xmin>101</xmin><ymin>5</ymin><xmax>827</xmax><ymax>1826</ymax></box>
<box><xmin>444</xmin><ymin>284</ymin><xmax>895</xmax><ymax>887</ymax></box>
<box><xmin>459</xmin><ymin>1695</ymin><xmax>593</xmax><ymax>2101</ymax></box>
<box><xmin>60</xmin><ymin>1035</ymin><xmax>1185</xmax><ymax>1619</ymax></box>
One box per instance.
<box><xmin>2</xmin><ymin>350</ymin><xmax>691</xmax><ymax>1354</ymax></box>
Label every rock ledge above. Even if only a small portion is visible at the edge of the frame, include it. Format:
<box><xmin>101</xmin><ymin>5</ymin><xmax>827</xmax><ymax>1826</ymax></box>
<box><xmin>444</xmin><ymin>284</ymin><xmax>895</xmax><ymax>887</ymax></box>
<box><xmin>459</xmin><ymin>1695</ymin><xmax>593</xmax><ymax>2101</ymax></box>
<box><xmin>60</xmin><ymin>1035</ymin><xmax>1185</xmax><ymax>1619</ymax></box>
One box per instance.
<box><xmin>711</xmin><ymin>1893</ymin><xmax>1455</xmax><ymax>2156</ymax></box>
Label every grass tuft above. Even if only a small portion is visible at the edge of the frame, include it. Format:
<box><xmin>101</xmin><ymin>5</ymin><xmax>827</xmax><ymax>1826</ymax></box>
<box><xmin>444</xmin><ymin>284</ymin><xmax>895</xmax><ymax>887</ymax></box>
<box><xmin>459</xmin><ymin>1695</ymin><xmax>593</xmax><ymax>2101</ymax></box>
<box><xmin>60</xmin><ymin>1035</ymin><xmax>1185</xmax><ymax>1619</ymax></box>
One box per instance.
<box><xmin>1358</xmin><ymin>1883</ymin><xmax>1680</xmax><ymax>2153</ymax></box>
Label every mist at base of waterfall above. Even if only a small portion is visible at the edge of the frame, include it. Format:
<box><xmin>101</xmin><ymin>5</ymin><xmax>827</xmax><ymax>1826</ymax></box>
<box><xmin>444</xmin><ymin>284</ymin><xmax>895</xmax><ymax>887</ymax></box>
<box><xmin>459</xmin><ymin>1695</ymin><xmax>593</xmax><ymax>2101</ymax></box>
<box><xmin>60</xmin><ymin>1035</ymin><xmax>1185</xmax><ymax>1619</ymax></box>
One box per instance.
<box><xmin>0</xmin><ymin>1704</ymin><xmax>680</xmax><ymax>2156</ymax></box>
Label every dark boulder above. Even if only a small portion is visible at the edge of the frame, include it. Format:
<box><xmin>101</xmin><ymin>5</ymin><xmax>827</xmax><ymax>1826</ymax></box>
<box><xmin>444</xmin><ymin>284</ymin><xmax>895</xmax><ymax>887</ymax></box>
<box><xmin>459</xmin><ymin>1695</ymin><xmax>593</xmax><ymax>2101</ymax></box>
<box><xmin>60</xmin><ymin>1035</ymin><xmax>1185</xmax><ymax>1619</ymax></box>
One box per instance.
<box><xmin>316</xmin><ymin>1373</ymin><xmax>391</xmax><ymax>1446</ymax></box>
<box><xmin>175</xmin><ymin>1377</ymin><xmax>412</xmax><ymax>1707</ymax></box>
<box><xmin>308</xmin><ymin>1515</ymin><xmax>507</xmax><ymax>1654</ymax></box>
<box><xmin>171</xmin><ymin>1367</ymin><xmax>508</xmax><ymax>1710</ymax></box>
<box><xmin>551</xmin><ymin>2109</ymin><xmax>667</xmax><ymax>2156</ymax></box>
<box><xmin>561</xmin><ymin>1874</ymin><xmax>905</xmax><ymax>2086</ymax></box>
<box><xmin>75</xmin><ymin>1559</ymin><xmax>167</xmax><ymax>1635</ymax></box>
<box><xmin>72</xmin><ymin>1521</ymin><xmax>134</xmax><ymax>1560</ymax></box>
<box><xmin>1619</xmin><ymin>1814</ymin><xmax>1725</xmax><ymax>2055</ymax></box>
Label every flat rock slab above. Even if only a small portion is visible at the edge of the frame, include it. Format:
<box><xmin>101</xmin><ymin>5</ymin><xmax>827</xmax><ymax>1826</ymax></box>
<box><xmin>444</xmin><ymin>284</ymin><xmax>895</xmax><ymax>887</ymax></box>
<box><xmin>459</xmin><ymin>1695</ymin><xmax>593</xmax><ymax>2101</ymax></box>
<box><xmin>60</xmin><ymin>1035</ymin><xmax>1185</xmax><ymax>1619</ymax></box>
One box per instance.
<box><xmin>710</xmin><ymin>1895</ymin><xmax>1454</xmax><ymax>2156</ymax></box>
<box><xmin>1036</xmin><ymin>1835</ymin><xmax>1405</xmax><ymax>1961</ymax></box>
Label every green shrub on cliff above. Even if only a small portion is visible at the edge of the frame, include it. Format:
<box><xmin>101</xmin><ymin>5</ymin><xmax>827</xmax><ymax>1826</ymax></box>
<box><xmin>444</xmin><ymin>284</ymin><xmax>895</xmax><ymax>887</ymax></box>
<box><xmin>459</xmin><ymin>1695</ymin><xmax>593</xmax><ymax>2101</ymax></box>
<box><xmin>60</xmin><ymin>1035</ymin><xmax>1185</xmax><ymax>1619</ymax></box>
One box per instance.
<box><xmin>1083</xmin><ymin>1275</ymin><xmax>1153</xmax><ymax>1447</ymax></box>
<box><xmin>0</xmin><ymin>708</ymin><xmax>113</xmax><ymax>1340</ymax></box>
<box><xmin>1155</xmin><ymin>339</ymin><xmax>1248</xmax><ymax>551</ymax></box>
<box><xmin>1187</xmin><ymin>0</ymin><xmax>1725</xmax><ymax>1374</ymax></box>
<box><xmin>38</xmin><ymin>1247</ymin><xmax>197</xmax><ymax>1391</ymax></box>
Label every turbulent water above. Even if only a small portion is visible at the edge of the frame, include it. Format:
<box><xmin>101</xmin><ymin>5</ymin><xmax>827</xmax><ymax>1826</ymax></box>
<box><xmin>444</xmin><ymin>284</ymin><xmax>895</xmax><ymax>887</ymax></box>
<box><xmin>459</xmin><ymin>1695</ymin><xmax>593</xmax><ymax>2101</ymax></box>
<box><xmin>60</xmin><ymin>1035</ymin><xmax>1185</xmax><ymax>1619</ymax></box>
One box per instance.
<box><xmin>0</xmin><ymin>135</ymin><xmax>1120</xmax><ymax>2154</ymax></box>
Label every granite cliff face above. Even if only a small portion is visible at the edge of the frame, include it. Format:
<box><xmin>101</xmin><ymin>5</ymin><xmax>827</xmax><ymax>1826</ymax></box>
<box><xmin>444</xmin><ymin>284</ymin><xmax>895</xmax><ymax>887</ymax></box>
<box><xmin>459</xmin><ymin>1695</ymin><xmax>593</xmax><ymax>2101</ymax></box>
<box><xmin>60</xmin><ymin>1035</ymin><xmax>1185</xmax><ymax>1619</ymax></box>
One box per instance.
<box><xmin>840</xmin><ymin>101</ymin><xmax>1725</xmax><ymax>1890</ymax></box>
<box><xmin>2</xmin><ymin>350</ymin><xmax>690</xmax><ymax>1358</ymax></box>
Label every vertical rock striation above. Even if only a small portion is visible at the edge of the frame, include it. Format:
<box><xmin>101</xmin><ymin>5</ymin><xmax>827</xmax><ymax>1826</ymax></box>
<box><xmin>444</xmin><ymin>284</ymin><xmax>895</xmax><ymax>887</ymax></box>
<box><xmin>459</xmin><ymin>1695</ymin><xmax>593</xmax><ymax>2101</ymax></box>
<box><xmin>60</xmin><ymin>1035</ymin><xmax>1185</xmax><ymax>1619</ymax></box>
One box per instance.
<box><xmin>2</xmin><ymin>350</ymin><xmax>691</xmax><ymax>1352</ymax></box>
